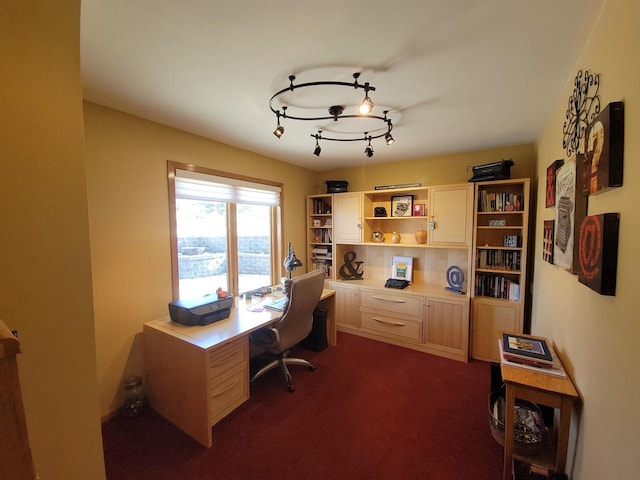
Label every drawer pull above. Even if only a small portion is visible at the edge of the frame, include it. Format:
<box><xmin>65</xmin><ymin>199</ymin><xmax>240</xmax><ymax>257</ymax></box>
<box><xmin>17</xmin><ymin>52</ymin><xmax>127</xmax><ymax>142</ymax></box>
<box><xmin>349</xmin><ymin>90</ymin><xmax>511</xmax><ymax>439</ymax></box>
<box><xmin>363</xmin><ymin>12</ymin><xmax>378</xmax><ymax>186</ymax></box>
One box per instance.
<box><xmin>373</xmin><ymin>317</ymin><xmax>406</xmax><ymax>326</ymax></box>
<box><xmin>371</xmin><ymin>296</ymin><xmax>407</xmax><ymax>304</ymax></box>
<box><xmin>213</xmin><ymin>377</ymin><xmax>239</xmax><ymax>396</ymax></box>
<box><xmin>211</xmin><ymin>351</ymin><xmax>238</xmax><ymax>366</ymax></box>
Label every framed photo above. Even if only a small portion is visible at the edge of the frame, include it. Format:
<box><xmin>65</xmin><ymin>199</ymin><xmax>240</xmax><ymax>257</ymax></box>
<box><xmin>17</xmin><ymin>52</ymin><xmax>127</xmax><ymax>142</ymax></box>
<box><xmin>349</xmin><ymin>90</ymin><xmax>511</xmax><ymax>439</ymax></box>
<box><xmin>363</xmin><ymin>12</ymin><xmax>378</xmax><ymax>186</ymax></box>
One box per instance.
<box><xmin>543</xmin><ymin>220</ymin><xmax>555</xmax><ymax>264</ymax></box>
<box><xmin>391</xmin><ymin>195</ymin><xmax>413</xmax><ymax>217</ymax></box>
<box><xmin>546</xmin><ymin>159</ymin><xmax>564</xmax><ymax>207</ymax></box>
<box><xmin>391</xmin><ymin>256</ymin><xmax>413</xmax><ymax>282</ymax></box>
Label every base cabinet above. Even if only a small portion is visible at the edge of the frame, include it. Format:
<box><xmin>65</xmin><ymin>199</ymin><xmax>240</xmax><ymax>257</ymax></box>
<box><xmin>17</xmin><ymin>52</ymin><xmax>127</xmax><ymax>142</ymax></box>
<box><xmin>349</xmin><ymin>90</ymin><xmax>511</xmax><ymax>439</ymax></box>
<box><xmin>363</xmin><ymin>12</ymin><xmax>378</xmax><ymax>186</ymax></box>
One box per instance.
<box><xmin>330</xmin><ymin>282</ymin><xmax>470</xmax><ymax>362</ymax></box>
<box><xmin>329</xmin><ymin>282</ymin><xmax>359</xmax><ymax>329</ymax></box>
<box><xmin>424</xmin><ymin>297</ymin><xmax>469</xmax><ymax>361</ymax></box>
<box><xmin>471</xmin><ymin>299</ymin><xmax>521</xmax><ymax>362</ymax></box>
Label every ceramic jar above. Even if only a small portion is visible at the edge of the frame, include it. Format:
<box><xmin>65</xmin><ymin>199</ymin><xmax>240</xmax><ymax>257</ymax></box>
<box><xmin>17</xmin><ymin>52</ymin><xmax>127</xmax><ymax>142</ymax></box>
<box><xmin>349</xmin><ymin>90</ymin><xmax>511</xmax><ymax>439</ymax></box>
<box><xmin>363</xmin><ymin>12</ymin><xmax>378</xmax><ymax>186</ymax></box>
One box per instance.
<box><xmin>391</xmin><ymin>232</ymin><xmax>401</xmax><ymax>243</ymax></box>
<box><xmin>415</xmin><ymin>229</ymin><xmax>427</xmax><ymax>244</ymax></box>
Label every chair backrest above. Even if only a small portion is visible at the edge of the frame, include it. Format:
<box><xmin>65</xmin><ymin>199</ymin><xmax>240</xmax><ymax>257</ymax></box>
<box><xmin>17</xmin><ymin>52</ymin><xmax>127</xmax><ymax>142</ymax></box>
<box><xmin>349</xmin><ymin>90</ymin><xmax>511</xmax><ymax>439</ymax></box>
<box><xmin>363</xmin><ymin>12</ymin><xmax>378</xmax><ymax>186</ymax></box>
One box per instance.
<box><xmin>274</xmin><ymin>270</ymin><xmax>325</xmax><ymax>352</ymax></box>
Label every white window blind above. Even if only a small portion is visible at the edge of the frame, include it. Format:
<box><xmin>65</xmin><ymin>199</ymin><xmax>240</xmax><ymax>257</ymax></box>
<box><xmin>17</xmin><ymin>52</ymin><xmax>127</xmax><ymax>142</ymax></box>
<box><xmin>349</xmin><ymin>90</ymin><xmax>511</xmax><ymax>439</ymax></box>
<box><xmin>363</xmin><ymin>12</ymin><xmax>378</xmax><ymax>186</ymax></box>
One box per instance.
<box><xmin>175</xmin><ymin>169</ymin><xmax>280</xmax><ymax>206</ymax></box>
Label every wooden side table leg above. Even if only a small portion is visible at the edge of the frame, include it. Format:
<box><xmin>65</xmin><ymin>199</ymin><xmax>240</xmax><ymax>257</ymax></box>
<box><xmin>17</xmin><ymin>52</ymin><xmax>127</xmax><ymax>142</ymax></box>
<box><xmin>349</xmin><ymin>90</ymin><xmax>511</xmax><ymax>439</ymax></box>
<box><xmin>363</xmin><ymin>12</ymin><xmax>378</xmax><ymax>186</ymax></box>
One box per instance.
<box><xmin>503</xmin><ymin>384</ymin><xmax>516</xmax><ymax>480</ymax></box>
<box><xmin>555</xmin><ymin>396</ymin><xmax>572</xmax><ymax>472</ymax></box>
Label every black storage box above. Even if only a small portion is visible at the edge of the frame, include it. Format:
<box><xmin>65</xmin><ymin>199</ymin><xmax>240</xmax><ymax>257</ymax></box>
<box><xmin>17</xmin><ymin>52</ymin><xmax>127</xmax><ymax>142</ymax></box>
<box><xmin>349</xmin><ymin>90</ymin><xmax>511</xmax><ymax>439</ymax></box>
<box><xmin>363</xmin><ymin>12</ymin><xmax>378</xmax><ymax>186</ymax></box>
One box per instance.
<box><xmin>300</xmin><ymin>307</ymin><xmax>329</xmax><ymax>351</ymax></box>
<box><xmin>326</xmin><ymin>180</ymin><xmax>348</xmax><ymax>193</ymax></box>
<box><xmin>469</xmin><ymin>159</ymin><xmax>514</xmax><ymax>182</ymax></box>
<box><xmin>168</xmin><ymin>294</ymin><xmax>234</xmax><ymax>326</ymax></box>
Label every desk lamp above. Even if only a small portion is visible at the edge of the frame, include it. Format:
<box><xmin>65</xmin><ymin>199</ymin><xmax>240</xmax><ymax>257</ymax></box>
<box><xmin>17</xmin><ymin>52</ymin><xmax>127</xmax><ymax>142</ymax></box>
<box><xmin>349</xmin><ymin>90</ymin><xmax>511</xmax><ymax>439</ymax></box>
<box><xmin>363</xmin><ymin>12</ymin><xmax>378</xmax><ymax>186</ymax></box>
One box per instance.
<box><xmin>283</xmin><ymin>242</ymin><xmax>303</xmax><ymax>278</ymax></box>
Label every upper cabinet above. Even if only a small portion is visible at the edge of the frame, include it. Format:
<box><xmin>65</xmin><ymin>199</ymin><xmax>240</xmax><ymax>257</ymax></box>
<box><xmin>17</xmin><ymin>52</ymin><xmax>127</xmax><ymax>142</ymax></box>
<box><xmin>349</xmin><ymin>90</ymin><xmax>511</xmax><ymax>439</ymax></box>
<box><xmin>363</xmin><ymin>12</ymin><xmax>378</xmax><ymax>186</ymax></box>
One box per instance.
<box><xmin>358</xmin><ymin>184</ymin><xmax>472</xmax><ymax>248</ymax></box>
<box><xmin>428</xmin><ymin>184</ymin><xmax>474</xmax><ymax>247</ymax></box>
<box><xmin>333</xmin><ymin>192</ymin><xmax>363</xmax><ymax>244</ymax></box>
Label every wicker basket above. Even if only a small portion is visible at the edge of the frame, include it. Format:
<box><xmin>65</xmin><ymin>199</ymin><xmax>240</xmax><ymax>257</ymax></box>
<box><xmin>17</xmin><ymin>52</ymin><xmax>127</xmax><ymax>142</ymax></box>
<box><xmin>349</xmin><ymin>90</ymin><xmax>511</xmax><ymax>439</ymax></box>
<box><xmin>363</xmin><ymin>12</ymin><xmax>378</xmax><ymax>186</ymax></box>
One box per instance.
<box><xmin>489</xmin><ymin>390</ymin><xmax>545</xmax><ymax>456</ymax></box>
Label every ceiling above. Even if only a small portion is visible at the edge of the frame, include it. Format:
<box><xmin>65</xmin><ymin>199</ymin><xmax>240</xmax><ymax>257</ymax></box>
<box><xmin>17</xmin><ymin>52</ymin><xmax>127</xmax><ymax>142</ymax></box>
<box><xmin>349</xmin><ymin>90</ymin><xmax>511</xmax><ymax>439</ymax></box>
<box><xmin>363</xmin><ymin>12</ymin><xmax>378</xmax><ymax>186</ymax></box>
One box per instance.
<box><xmin>80</xmin><ymin>0</ymin><xmax>604</xmax><ymax>172</ymax></box>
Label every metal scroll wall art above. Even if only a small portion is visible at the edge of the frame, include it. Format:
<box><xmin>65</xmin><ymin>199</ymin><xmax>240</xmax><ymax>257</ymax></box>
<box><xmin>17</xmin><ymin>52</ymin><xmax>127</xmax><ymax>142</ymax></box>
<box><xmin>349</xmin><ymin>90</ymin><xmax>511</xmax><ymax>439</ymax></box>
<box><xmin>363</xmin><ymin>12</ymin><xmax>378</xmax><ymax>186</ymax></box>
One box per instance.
<box><xmin>562</xmin><ymin>69</ymin><xmax>601</xmax><ymax>158</ymax></box>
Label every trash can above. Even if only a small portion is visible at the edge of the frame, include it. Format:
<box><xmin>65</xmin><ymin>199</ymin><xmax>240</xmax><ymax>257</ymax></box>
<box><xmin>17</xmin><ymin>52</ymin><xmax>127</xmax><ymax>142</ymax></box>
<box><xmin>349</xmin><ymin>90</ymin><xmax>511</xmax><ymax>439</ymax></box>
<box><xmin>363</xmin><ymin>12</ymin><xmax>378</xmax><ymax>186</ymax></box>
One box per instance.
<box><xmin>301</xmin><ymin>307</ymin><xmax>328</xmax><ymax>351</ymax></box>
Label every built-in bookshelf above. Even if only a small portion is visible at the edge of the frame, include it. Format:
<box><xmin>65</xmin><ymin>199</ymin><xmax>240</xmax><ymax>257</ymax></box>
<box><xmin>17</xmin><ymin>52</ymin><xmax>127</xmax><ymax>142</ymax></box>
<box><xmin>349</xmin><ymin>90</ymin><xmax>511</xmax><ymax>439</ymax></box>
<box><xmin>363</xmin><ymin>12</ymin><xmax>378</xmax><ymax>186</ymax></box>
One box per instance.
<box><xmin>471</xmin><ymin>178</ymin><xmax>530</xmax><ymax>362</ymax></box>
<box><xmin>307</xmin><ymin>195</ymin><xmax>333</xmax><ymax>278</ymax></box>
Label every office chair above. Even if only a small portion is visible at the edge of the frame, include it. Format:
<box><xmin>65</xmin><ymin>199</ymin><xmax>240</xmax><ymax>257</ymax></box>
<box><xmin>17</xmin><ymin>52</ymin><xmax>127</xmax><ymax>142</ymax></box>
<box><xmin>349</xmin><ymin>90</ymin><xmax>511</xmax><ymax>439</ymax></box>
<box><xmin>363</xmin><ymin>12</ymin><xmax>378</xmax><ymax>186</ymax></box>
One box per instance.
<box><xmin>249</xmin><ymin>270</ymin><xmax>325</xmax><ymax>392</ymax></box>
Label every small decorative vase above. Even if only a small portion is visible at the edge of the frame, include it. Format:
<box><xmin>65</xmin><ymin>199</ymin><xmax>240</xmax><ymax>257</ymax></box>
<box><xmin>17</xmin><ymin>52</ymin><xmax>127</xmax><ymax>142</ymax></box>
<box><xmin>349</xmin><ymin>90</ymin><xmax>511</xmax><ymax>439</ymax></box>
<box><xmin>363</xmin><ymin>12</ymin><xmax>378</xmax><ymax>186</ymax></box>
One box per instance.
<box><xmin>415</xmin><ymin>229</ymin><xmax>427</xmax><ymax>244</ymax></box>
<box><xmin>372</xmin><ymin>230</ymin><xmax>385</xmax><ymax>243</ymax></box>
<box><xmin>391</xmin><ymin>231</ymin><xmax>401</xmax><ymax>244</ymax></box>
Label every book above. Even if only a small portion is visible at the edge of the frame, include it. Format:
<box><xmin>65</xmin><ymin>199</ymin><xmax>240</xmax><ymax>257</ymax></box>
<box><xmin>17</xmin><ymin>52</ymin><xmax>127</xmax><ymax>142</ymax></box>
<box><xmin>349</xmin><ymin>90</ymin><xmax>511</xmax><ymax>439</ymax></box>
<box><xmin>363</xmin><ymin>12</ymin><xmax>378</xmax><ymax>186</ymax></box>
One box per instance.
<box><xmin>499</xmin><ymin>339</ymin><xmax>566</xmax><ymax>377</ymax></box>
<box><xmin>501</xmin><ymin>333</ymin><xmax>553</xmax><ymax>367</ymax></box>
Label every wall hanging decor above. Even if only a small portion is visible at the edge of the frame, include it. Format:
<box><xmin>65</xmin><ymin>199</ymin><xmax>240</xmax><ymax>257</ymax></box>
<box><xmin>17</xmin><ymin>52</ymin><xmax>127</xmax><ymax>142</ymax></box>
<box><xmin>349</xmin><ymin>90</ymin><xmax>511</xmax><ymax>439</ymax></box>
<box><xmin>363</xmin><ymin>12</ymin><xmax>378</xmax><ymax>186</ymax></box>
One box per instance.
<box><xmin>578</xmin><ymin>213</ymin><xmax>620</xmax><ymax>296</ymax></box>
<box><xmin>583</xmin><ymin>101</ymin><xmax>624</xmax><ymax>195</ymax></box>
<box><xmin>553</xmin><ymin>159</ymin><xmax>576</xmax><ymax>272</ymax></box>
<box><xmin>546</xmin><ymin>159</ymin><xmax>564</xmax><ymax>207</ymax></box>
<box><xmin>562</xmin><ymin>69</ymin><xmax>601</xmax><ymax>157</ymax></box>
<box><xmin>391</xmin><ymin>195</ymin><xmax>413</xmax><ymax>217</ymax></box>
<box><xmin>543</xmin><ymin>220</ymin><xmax>555</xmax><ymax>264</ymax></box>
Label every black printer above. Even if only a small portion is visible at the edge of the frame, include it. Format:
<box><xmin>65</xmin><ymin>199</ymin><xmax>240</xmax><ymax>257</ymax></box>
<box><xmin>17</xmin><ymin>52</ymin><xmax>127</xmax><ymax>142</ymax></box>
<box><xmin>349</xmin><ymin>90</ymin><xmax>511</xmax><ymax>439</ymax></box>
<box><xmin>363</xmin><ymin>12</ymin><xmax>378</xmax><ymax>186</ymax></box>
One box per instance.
<box><xmin>168</xmin><ymin>294</ymin><xmax>234</xmax><ymax>326</ymax></box>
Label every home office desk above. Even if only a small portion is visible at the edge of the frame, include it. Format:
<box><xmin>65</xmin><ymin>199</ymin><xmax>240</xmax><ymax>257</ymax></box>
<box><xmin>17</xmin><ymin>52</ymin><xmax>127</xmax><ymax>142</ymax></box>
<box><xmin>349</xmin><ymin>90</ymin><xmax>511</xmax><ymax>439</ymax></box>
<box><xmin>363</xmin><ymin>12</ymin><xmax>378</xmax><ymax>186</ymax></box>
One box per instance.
<box><xmin>143</xmin><ymin>288</ymin><xmax>335</xmax><ymax>448</ymax></box>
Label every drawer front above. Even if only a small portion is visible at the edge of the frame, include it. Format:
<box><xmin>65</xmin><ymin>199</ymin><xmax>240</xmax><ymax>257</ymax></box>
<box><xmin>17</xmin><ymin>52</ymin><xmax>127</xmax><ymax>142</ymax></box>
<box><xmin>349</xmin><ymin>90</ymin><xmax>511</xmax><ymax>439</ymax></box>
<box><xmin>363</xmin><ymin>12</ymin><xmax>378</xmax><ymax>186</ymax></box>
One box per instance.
<box><xmin>360</xmin><ymin>310</ymin><xmax>422</xmax><ymax>342</ymax></box>
<box><xmin>209</xmin><ymin>337</ymin><xmax>248</xmax><ymax>379</ymax></box>
<box><xmin>208</xmin><ymin>364</ymin><xmax>248</xmax><ymax>425</ymax></box>
<box><xmin>360</xmin><ymin>289</ymin><xmax>422</xmax><ymax>316</ymax></box>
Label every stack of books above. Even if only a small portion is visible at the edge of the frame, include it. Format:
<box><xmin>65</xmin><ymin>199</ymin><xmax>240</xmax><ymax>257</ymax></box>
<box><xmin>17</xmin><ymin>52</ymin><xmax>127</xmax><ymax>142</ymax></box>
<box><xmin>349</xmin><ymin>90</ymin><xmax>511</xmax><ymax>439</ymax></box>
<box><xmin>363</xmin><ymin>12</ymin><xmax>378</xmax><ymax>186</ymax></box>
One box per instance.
<box><xmin>500</xmin><ymin>333</ymin><xmax>553</xmax><ymax>368</ymax></box>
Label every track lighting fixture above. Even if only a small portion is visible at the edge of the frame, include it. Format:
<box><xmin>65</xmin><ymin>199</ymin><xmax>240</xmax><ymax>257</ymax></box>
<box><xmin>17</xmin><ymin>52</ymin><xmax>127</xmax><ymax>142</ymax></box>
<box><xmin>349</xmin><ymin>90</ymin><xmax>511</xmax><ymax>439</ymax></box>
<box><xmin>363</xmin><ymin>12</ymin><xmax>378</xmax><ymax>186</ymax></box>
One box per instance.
<box><xmin>313</xmin><ymin>132</ymin><xmax>322</xmax><ymax>156</ymax></box>
<box><xmin>269</xmin><ymin>72</ymin><xmax>395</xmax><ymax>156</ymax></box>
<box><xmin>364</xmin><ymin>136</ymin><xmax>374</xmax><ymax>158</ymax></box>
<box><xmin>272</xmin><ymin>107</ymin><xmax>286</xmax><ymax>138</ymax></box>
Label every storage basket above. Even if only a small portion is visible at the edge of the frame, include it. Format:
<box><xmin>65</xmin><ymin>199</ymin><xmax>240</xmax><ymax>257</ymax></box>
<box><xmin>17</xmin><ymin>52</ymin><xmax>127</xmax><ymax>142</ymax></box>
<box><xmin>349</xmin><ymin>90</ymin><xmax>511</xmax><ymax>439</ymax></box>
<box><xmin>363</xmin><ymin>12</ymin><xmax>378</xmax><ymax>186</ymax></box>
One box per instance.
<box><xmin>489</xmin><ymin>389</ymin><xmax>545</xmax><ymax>456</ymax></box>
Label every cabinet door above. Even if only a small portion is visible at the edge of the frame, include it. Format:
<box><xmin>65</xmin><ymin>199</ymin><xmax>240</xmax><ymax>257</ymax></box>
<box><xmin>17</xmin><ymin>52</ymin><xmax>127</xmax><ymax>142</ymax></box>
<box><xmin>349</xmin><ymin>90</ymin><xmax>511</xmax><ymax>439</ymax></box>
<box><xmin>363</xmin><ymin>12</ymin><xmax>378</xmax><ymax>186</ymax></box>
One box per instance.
<box><xmin>472</xmin><ymin>300</ymin><xmax>520</xmax><ymax>362</ymax></box>
<box><xmin>330</xmin><ymin>282</ymin><xmax>359</xmax><ymax>328</ymax></box>
<box><xmin>333</xmin><ymin>193</ymin><xmax>363</xmax><ymax>243</ymax></box>
<box><xmin>428</xmin><ymin>185</ymin><xmax>473</xmax><ymax>246</ymax></box>
<box><xmin>425</xmin><ymin>297</ymin><xmax>469</xmax><ymax>360</ymax></box>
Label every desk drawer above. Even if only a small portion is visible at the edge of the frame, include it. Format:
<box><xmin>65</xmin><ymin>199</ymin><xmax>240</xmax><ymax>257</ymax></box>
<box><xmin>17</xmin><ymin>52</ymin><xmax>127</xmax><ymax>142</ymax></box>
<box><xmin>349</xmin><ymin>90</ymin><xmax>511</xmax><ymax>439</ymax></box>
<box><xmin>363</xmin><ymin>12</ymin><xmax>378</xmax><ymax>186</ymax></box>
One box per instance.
<box><xmin>360</xmin><ymin>289</ymin><xmax>422</xmax><ymax>316</ymax></box>
<box><xmin>209</xmin><ymin>337</ymin><xmax>247</xmax><ymax>379</ymax></box>
<box><xmin>208</xmin><ymin>364</ymin><xmax>248</xmax><ymax>425</ymax></box>
<box><xmin>360</xmin><ymin>310</ymin><xmax>422</xmax><ymax>342</ymax></box>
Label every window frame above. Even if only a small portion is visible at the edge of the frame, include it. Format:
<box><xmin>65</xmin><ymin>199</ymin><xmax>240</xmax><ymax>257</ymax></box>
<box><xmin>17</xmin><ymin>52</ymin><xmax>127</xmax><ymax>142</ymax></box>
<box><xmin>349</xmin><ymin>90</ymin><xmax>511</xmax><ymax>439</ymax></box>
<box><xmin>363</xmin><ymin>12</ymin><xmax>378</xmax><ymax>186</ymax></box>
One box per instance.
<box><xmin>167</xmin><ymin>160</ymin><xmax>284</xmax><ymax>300</ymax></box>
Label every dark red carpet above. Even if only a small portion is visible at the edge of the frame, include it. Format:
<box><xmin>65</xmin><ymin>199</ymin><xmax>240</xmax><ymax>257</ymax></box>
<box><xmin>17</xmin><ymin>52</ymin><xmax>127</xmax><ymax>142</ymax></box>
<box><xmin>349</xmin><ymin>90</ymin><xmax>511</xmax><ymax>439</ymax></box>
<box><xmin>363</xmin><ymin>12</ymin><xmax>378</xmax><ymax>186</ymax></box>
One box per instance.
<box><xmin>102</xmin><ymin>332</ymin><xmax>503</xmax><ymax>479</ymax></box>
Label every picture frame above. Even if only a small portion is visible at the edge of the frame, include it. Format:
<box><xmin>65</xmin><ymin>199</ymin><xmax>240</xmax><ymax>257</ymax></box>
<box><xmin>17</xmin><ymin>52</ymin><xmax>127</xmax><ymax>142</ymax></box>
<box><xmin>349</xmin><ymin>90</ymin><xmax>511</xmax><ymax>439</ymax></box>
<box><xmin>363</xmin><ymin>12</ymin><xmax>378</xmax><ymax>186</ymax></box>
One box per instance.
<box><xmin>546</xmin><ymin>159</ymin><xmax>564</xmax><ymax>207</ymax></box>
<box><xmin>391</xmin><ymin>256</ymin><xmax>413</xmax><ymax>282</ymax></box>
<box><xmin>391</xmin><ymin>195</ymin><xmax>413</xmax><ymax>217</ymax></box>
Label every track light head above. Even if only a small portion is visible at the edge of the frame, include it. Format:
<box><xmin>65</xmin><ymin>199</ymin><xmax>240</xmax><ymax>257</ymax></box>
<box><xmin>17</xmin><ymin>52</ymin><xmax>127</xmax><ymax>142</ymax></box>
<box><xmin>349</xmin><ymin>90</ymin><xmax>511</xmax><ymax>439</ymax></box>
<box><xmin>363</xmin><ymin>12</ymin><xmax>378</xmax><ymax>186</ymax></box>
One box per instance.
<box><xmin>314</xmin><ymin>144</ymin><xmax>321</xmax><ymax>156</ymax></box>
<box><xmin>273</xmin><ymin>125</ymin><xmax>284</xmax><ymax>138</ymax></box>
<box><xmin>364</xmin><ymin>145</ymin><xmax>374</xmax><ymax>157</ymax></box>
<box><xmin>385</xmin><ymin>132</ymin><xmax>394</xmax><ymax>145</ymax></box>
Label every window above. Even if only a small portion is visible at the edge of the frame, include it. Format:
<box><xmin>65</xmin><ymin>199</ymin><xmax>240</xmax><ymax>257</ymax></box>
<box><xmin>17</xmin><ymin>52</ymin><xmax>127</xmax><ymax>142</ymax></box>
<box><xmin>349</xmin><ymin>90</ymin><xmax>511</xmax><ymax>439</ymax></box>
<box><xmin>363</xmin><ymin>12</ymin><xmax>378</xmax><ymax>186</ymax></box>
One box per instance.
<box><xmin>168</xmin><ymin>161</ymin><xmax>283</xmax><ymax>300</ymax></box>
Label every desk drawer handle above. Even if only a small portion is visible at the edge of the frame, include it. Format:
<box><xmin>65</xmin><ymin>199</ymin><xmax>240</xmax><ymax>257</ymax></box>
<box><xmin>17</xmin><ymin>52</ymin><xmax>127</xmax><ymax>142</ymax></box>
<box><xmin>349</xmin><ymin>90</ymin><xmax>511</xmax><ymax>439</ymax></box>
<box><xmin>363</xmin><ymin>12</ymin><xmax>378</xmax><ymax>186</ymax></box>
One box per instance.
<box><xmin>212</xmin><ymin>377</ymin><xmax>239</xmax><ymax>396</ymax></box>
<box><xmin>211</xmin><ymin>351</ymin><xmax>239</xmax><ymax>367</ymax></box>
<box><xmin>373</xmin><ymin>317</ymin><xmax>406</xmax><ymax>326</ymax></box>
<box><xmin>372</xmin><ymin>296</ymin><xmax>406</xmax><ymax>304</ymax></box>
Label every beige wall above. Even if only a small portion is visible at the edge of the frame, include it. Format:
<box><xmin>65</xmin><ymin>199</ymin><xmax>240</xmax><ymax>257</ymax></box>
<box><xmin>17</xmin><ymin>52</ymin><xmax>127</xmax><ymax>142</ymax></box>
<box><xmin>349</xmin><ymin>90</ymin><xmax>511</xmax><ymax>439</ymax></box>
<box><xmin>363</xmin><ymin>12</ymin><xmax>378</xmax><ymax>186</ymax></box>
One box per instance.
<box><xmin>532</xmin><ymin>1</ymin><xmax>640</xmax><ymax>478</ymax></box>
<box><xmin>0</xmin><ymin>1</ymin><xmax>105</xmax><ymax>479</ymax></box>
<box><xmin>83</xmin><ymin>103</ymin><xmax>318</xmax><ymax>416</ymax></box>
<box><xmin>318</xmin><ymin>143</ymin><xmax>536</xmax><ymax>192</ymax></box>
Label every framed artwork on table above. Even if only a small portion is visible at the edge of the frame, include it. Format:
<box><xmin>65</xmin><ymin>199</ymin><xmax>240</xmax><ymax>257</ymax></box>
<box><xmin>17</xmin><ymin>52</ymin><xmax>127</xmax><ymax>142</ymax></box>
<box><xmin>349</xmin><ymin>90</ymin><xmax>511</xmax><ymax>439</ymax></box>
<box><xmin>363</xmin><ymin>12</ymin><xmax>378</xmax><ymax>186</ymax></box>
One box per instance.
<box><xmin>391</xmin><ymin>195</ymin><xmax>413</xmax><ymax>217</ymax></box>
<box><xmin>391</xmin><ymin>256</ymin><xmax>413</xmax><ymax>282</ymax></box>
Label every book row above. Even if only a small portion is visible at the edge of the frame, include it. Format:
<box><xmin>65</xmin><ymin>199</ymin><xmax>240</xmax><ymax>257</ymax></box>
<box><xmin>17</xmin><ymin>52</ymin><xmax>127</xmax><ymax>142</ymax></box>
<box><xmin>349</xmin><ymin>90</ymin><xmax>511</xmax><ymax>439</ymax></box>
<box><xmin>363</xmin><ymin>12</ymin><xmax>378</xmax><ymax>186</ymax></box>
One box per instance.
<box><xmin>477</xmin><ymin>191</ymin><xmax>524</xmax><ymax>213</ymax></box>
<box><xmin>311</xmin><ymin>228</ymin><xmax>332</xmax><ymax>243</ymax></box>
<box><xmin>312</xmin><ymin>199</ymin><xmax>331</xmax><ymax>214</ymax></box>
<box><xmin>475</xmin><ymin>273</ymin><xmax>520</xmax><ymax>300</ymax></box>
<box><xmin>476</xmin><ymin>249</ymin><xmax>521</xmax><ymax>271</ymax></box>
<box><xmin>311</xmin><ymin>259</ymin><xmax>331</xmax><ymax>278</ymax></box>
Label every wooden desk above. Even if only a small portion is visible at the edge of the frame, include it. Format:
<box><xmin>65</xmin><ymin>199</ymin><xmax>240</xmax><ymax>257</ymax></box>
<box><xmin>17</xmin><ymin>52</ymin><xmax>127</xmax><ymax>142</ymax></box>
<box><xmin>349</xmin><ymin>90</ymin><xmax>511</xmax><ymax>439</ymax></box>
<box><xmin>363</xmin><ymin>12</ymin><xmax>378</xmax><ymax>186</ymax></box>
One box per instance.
<box><xmin>144</xmin><ymin>289</ymin><xmax>335</xmax><ymax>447</ymax></box>
<box><xmin>500</xmin><ymin>349</ymin><xmax>578</xmax><ymax>480</ymax></box>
